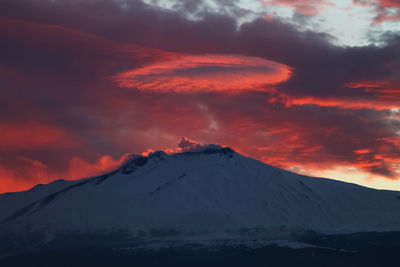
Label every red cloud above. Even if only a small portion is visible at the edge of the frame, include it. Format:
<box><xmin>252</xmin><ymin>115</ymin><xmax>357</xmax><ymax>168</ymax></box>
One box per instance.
<box><xmin>354</xmin><ymin>0</ymin><xmax>400</xmax><ymax>23</ymax></box>
<box><xmin>263</xmin><ymin>0</ymin><xmax>335</xmax><ymax>15</ymax></box>
<box><xmin>0</xmin><ymin>122</ymin><xmax>78</xmax><ymax>150</ymax></box>
<box><xmin>346</xmin><ymin>79</ymin><xmax>400</xmax><ymax>100</ymax></box>
<box><xmin>0</xmin><ymin>18</ymin><xmax>181</xmax><ymax>77</ymax></box>
<box><xmin>267</xmin><ymin>77</ymin><xmax>400</xmax><ymax>110</ymax></box>
<box><xmin>353</xmin><ymin>0</ymin><xmax>400</xmax><ymax>7</ymax></box>
<box><xmin>354</xmin><ymin>148</ymin><xmax>373</xmax><ymax>154</ymax></box>
<box><xmin>375</xmin><ymin>0</ymin><xmax>400</xmax><ymax>7</ymax></box>
<box><xmin>219</xmin><ymin>113</ymin><xmax>400</xmax><ymax>180</ymax></box>
<box><xmin>114</xmin><ymin>54</ymin><xmax>293</xmax><ymax>93</ymax></box>
<box><xmin>68</xmin><ymin>155</ymin><xmax>121</xmax><ymax>180</ymax></box>
<box><xmin>0</xmin><ymin>155</ymin><xmax>122</xmax><ymax>194</ymax></box>
<box><xmin>273</xmin><ymin>95</ymin><xmax>399</xmax><ymax>110</ymax></box>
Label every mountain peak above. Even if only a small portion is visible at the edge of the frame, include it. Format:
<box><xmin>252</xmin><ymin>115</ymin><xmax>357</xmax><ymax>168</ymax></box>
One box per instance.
<box><xmin>1</xmin><ymin>142</ymin><xmax>400</xmax><ymax>252</ymax></box>
<box><xmin>120</xmin><ymin>142</ymin><xmax>234</xmax><ymax>175</ymax></box>
<box><xmin>176</xmin><ymin>136</ymin><xmax>224</xmax><ymax>153</ymax></box>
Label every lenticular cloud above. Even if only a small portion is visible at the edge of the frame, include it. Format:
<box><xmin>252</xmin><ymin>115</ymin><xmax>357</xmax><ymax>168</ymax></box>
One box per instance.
<box><xmin>114</xmin><ymin>54</ymin><xmax>293</xmax><ymax>93</ymax></box>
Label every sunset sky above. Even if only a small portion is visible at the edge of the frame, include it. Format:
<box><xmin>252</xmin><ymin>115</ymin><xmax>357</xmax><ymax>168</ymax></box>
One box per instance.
<box><xmin>0</xmin><ymin>0</ymin><xmax>399</xmax><ymax>193</ymax></box>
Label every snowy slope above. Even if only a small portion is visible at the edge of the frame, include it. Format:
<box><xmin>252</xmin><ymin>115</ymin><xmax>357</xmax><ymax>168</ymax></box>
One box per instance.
<box><xmin>1</xmin><ymin>147</ymin><xmax>400</xmax><ymax>242</ymax></box>
<box><xmin>0</xmin><ymin>179</ymin><xmax>81</xmax><ymax>222</ymax></box>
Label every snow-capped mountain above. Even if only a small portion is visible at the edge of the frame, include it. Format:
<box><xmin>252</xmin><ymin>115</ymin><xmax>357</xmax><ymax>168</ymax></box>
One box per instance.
<box><xmin>1</xmin><ymin>144</ymin><xmax>400</xmax><ymax>248</ymax></box>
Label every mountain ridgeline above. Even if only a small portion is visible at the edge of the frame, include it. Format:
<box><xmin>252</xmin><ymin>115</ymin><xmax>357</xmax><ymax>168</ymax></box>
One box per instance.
<box><xmin>1</xmin><ymin>146</ymin><xmax>400</xmax><ymax>259</ymax></box>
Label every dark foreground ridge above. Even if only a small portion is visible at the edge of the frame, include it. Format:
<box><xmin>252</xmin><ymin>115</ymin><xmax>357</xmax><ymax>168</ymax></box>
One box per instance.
<box><xmin>1</xmin><ymin>231</ymin><xmax>400</xmax><ymax>267</ymax></box>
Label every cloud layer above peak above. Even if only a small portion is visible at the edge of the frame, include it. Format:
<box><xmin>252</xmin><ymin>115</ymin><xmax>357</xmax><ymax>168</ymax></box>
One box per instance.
<box><xmin>115</xmin><ymin>54</ymin><xmax>293</xmax><ymax>93</ymax></box>
<box><xmin>0</xmin><ymin>0</ymin><xmax>399</xmax><ymax>193</ymax></box>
